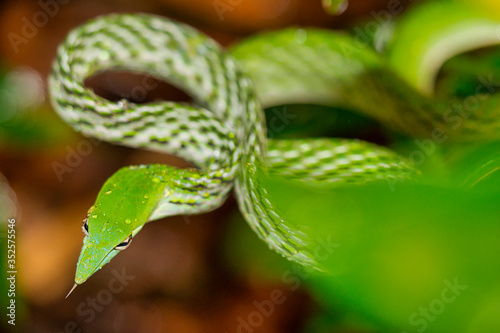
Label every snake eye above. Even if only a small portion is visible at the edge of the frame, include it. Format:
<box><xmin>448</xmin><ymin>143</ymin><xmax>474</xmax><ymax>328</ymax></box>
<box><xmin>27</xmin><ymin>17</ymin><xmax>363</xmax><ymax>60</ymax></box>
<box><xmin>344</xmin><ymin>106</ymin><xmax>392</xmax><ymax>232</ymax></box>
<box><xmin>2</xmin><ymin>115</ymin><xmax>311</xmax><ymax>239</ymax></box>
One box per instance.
<box><xmin>82</xmin><ymin>217</ymin><xmax>89</xmax><ymax>236</ymax></box>
<box><xmin>115</xmin><ymin>236</ymin><xmax>132</xmax><ymax>250</ymax></box>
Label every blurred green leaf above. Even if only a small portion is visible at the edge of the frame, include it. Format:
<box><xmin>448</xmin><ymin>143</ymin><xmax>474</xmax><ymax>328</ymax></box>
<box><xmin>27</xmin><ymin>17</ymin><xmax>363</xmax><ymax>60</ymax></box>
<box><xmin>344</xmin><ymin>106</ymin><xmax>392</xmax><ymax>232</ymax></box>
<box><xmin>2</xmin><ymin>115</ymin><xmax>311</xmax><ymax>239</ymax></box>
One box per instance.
<box><xmin>260</xmin><ymin>154</ymin><xmax>500</xmax><ymax>331</ymax></box>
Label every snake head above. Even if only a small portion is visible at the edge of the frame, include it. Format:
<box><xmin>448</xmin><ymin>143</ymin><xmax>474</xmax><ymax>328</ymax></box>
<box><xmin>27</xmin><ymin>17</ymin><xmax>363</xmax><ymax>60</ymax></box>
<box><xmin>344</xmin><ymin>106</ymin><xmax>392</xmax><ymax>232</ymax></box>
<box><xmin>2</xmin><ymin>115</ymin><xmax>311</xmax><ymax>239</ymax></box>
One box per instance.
<box><xmin>72</xmin><ymin>165</ymin><xmax>167</xmax><ymax>285</ymax></box>
<box><xmin>75</xmin><ymin>204</ymin><xmax>143</xmax><ymax>284</ymax></box>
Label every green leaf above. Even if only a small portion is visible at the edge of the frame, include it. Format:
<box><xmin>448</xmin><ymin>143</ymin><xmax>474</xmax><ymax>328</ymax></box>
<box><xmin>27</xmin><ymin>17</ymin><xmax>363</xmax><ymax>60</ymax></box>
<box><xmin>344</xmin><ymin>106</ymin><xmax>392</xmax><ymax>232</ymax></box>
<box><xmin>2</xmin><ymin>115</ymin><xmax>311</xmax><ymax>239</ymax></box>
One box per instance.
<box><xmin>261</xmin><ymin>163</ymin><xmax>500</xmax><ymax>332</ymax></box>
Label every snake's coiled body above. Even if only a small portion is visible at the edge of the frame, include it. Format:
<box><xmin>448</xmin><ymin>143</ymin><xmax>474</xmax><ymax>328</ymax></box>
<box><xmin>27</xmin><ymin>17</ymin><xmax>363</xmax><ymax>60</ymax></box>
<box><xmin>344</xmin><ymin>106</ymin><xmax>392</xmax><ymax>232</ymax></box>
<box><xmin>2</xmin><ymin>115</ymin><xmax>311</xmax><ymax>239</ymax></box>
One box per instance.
<box><xmin>50</xmin><ymin>14</ymin><xmax>314</xmax><ymax>268</ymax></box>
<box><xmin>50</xmin><ymin>2</ymin><xmax>500</xmax><ymax>280</ymax></box>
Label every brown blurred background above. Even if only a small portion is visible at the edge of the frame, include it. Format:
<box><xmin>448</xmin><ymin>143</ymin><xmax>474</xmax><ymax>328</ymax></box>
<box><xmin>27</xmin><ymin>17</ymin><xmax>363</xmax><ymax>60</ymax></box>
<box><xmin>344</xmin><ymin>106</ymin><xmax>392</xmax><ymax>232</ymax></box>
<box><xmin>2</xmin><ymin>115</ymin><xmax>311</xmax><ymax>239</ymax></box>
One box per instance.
<box><xmin>0</xmin><ymin>0</ymin><xmax>418</xmax><ymax>332</ymax></box>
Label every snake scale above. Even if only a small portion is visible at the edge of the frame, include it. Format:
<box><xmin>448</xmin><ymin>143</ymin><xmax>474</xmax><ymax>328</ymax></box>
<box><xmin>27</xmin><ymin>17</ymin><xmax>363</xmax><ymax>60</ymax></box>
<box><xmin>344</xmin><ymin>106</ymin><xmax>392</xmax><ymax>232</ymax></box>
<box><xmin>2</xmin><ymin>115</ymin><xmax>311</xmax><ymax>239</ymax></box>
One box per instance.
<box><xmin>47</xmin><ymin>1</ymin><xmax>500</xmax><ymax>292</ymax></box>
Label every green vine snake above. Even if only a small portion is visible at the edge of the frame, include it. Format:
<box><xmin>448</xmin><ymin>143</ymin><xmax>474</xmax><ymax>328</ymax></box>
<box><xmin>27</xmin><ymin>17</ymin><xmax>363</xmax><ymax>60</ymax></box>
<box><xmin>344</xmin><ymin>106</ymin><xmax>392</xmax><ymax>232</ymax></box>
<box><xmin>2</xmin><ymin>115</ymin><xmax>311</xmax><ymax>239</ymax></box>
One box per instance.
<box><xmin>47</xmin><ymin>1</ymin><xmax>500</xmax><ymax>296</ymax></box>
